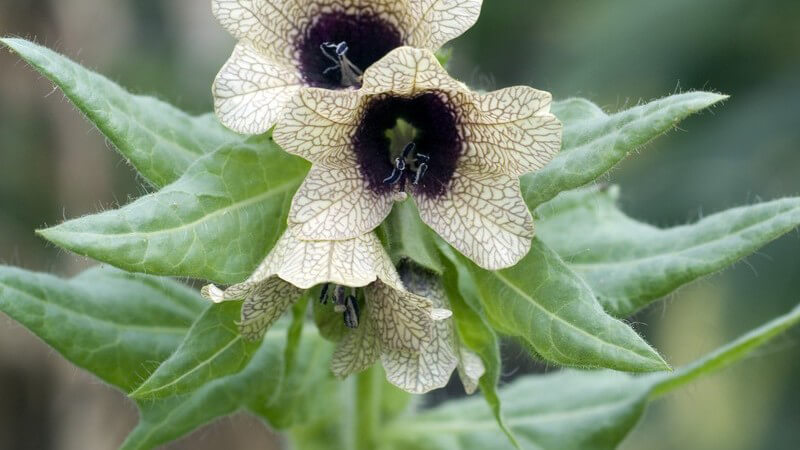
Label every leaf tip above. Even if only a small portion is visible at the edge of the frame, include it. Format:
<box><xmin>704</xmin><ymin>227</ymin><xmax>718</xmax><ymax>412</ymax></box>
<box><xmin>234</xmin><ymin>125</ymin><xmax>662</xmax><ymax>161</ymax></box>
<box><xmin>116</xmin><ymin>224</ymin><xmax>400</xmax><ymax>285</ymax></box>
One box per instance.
<box><xmin>695</xmin><ymin>91</ymin><xmax>730</xmax><ymax>109</ymax></box>
<box><xmin>650</xmin><ymin>353</ymin><xmax>672</xmax><ymax>372</ymax></box>
<box><xmin>127</xmin><ymin>386</ymin><xmax>153</xmax><ymax>400</ymax></box>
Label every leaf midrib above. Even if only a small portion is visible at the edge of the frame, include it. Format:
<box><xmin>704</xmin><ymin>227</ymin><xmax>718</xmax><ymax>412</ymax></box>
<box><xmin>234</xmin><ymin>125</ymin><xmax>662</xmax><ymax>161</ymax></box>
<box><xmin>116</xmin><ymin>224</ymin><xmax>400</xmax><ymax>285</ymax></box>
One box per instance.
<box><xmin>569</xmin><ymin>203</ymin><xmax>800</xmax><ymax>269</ymax></box>
<box><xmin>490</xmin><ymin>270</ymin><xmax>659</xmax><ymax>366</ymax></box>
<box><xmin>43</xmin><ymin>177</ymin><xmax>301</xmax><ymax>239</ymax></box>
<box><xmin>0</xmin><ymin>281</ymin><xmax>188</xmax><ymax>335</ymax></box>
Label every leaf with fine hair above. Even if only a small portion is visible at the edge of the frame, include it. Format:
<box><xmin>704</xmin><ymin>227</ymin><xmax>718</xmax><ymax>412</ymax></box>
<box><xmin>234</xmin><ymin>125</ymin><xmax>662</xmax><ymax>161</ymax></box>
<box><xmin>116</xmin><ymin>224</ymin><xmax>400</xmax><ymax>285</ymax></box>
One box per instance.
<box><xmin>383</xmin><ymin>303</ymin><xmax>800</xmax><ymax>450</ymax></box>
<box><xmin>524</xmin><ymin>92</ymin><xmax>728</xmax><ymax>209</ymax></box>
<box><xmin>122</xmin><ymin>316</ymin><xmax>335</xmax><ymax>450</ymax></box>
<box><xmin>0</xmin><ymin>264</ymin><xmax>338</xmax><ymax>449</ymax></box>
<box><xmin>130</xmin><ymin>302</ymin><xmax>261</xmax><ymax>399</ymax></box>
<box><xmin>1</xmin><ymin>37</ymin><xmax>240</xmax><ymax>187</ymax></box>
<box><xmin>536</xmin><ymin>185</ymin><xmax>800</xmax><ymax>317</ymax></box>
<box><xmin>38</xmin><ymin>135</ymin><xmax>309</xmax><ymax>284</ymax></box>
<box><xmin>0</xmin><ymin>265</ymin><xmax>203</xmax><ymax>392</ymax></box>
<box><xmin>456</xmin><ymin>240</ymin><xmax>668</xmax><ymax>372</ymax></box>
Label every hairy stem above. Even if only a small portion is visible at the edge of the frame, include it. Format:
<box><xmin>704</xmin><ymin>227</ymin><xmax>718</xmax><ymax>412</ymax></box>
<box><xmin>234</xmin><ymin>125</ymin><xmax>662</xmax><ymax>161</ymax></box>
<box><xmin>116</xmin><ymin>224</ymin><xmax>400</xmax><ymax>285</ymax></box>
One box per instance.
<box><xmin>355</xmin><ymin>365</ymin><xmax>382</xmax><ymax>450</ymax></box>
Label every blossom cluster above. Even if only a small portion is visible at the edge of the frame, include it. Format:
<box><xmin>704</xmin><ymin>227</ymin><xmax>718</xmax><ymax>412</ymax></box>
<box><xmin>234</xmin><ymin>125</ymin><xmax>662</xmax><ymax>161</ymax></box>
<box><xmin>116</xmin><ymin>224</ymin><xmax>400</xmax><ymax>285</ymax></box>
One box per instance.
<box><xmin>204</xmin><ymin>0</ymin><xmax>561</xmax><ymax>393</ymax></box>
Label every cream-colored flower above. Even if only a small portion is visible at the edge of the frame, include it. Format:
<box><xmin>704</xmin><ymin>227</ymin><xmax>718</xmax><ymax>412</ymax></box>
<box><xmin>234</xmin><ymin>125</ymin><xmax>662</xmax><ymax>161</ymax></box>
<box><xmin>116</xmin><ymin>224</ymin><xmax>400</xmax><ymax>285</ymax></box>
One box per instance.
<box><xmin>212</xmin><ymin>0</ymin><xmax>483</xmax><ymax>134</ymax></box>
<box><xmin>273</xmin><ymin>47</ymin><xmax>562</xmax><ymax>270</ymax></box>
<box><xmin>202</xmin><ymin>229</ymin><xmax>436</xmax><ymax>346</ymax></box>
<box><xmin>369</xmin><ymin>261</ymin><xmax>484</xmax><ymax>394</ymax></box>
<box><xmin>201</xmin><ymin>230</ymin><xmax>462</xmax><ymax>394</ymax></box>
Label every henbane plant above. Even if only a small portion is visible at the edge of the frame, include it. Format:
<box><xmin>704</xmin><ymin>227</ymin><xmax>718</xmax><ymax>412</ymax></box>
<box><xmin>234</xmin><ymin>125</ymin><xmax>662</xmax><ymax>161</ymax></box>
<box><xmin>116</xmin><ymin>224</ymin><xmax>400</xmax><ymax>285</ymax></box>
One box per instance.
<box><xmin>2</xmin><ymin>1</ymin><xmax>799</xmax><ymax>449</ymax></box>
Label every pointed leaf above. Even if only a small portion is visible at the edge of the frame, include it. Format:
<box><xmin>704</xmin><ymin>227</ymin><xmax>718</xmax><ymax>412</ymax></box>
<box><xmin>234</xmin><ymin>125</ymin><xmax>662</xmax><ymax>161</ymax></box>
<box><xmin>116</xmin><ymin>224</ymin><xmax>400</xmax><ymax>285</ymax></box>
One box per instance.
<box><xmin>524</xmin><ymin>92</ymin><xmax>727</xmax><ymax>208</ymax></box>
<box><xmin>130</xmin><ymin>302</ymin><xmax>261</xmax><ymax>399</ymax></box>
<box><xmin>1</xmin><ymin>38</ymin><xmax>240</xmax><ymax>187</ymax></box>
<box><xmin>0</xmin><ymin>266</ymin><xmax>203</xmax><ymax>392</ymax></box>
<box><xmin>537</xmin><ymin>186</ymin><xmax>800</xmax><ymax>317</ymax></box>
<box><xmin>122</xmin><ymin>316</ymin><xmax>335</xmax><ymax>450</ymax></box>
<box><xmin>384</xmin><ymin>304</ymin><xmax>800</xmax><ymax>450</ymax></box>
<box><xmin>460</xmin><ymin>240</ymin><xmax>668</xmax><ymax>372</ymax></box>
<box><xmin>38</xmin><ymin>135</ymin><xmax>309</xmax><ymax>284</ymax></box>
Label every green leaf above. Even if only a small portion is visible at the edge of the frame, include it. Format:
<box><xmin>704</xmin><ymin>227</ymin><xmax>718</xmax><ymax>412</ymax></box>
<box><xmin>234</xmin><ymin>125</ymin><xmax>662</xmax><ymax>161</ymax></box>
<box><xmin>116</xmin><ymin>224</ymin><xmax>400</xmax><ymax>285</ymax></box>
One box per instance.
<box><xmin>122</xmin><ymin>320</ymin><xmax>335</xmax><ymax>450</ymax></box>
<box><xmin>385</xmin><ymin>199</ymin><xmax>444</xmax><ymax>274</ymax></box>
<box><xmin>0</xmin><ymin>266</ymin><xmax>203</xmax><ymax>392</ymax></box>
<box><xmin>38</xmin><ymin>135</ymin><xmax>310</xmax><ymax>284</ymax></box>
<box><xmin>0</xmin><ymin>265</ymin><xmax>336</xmax><ymax>449</ymax></box>
<box><xmin>536</xmin><ymin>186</ymin><xmax>800</xmax><ymax>317</ymax></box>
<box><xmin>130</xmin><ymin>302</ymin><xmax>261</xmax><ymax>399</ymax></box>
<box><xmin>1</xmin><ymin>38</ymin><xmax>240</xmax><ymax>187</ymax></box>
<box><xmin>440</xmin><ymin>249</ymin><xmax>518</xmax><ymax>449</ymax></box>
<box><xmin>384</xmin><ymin>303</ymin><xmax>800</xmax><ymax>450</ymax></box>
<box><xmin>459</xmin><ymin>240</ymin><xmax>668</xmax><ymax>372</ymax></box>
<box><xmin>524</xmin><ymin>92</ymin><xmax>728</xmax><ymax>209</ymax></box>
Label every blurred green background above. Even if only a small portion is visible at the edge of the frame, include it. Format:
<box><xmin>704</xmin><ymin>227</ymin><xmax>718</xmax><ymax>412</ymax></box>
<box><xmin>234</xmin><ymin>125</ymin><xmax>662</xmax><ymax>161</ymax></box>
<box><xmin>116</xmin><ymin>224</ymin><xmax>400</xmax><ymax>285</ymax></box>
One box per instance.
<box><xmin>1</xmin><ymin>1</ymin><xmax>798</xmax><ymax>449</ymax></box>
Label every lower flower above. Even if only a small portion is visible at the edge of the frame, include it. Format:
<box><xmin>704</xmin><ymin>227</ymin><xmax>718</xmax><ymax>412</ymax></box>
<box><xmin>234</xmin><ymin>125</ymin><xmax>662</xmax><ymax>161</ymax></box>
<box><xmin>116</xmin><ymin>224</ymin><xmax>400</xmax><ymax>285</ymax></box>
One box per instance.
<box><xmin>201</xmin><ymin>228</ymin><xmax>469</xmax><ymax>393</ymax></box>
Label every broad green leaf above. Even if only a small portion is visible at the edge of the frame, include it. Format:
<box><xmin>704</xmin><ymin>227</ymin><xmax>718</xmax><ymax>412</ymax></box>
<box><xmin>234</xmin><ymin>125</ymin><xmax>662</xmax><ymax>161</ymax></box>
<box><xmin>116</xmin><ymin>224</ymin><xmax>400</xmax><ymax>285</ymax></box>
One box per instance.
<box><xmin>384</xmin><ymin>303</ymin><xmax>800</xmax><ymax>450</ymax></box>
<box><xmin>1</xmin><ymin>38</ymin><xmax>240</xmax><ymax>187</ymax></box>
<box><xmin>0</xmin><ymin>266</ymin><xmax>336</xmax><ymax>450</ymax></box>
<box><xmin>524</xmin><ymin>92</ymin><xmax>727</xmax><ymax>208</ymax></box>
<box><xmin>385</xmin><ymin>199</ymin><xmax>444</xmax><ymax>274</ymax></box>
<box><xmin>130</xmin><ymin>302</ymin><xmax>260</xmax><ymax>399</ymax></box>
<box><xmin>459</xmin><ymin>240</ymin><xmax>668</xmax><ymax>372</ymax></box>
<box><xmin>38</xmin><ymin>135</ymin><xmax>310</xmax><ymax>284</ymax></box>
<box><xmin>536</xmin><ymin>186</ymin><xmax>800</xmax><ymax>317</ymax></box>
<box><xmin>0</xmin><ymin>266</ymin><xmax>203</xmax><ymax>392</ymax></box>
<box><xmin>122</xmin><ymin>316</ymin><xmax>336</xmax><ymax>450</ymax></box>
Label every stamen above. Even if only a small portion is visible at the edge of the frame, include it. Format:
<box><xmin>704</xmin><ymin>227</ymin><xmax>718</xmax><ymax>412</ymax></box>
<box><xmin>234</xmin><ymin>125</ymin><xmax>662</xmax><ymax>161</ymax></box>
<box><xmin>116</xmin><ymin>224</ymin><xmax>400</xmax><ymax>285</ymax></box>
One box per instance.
<box><xmin>382</xmin><ymin>157</ymin><xmax>406</xmax><ymax>185</ymax></box>
<box><xmin>319</xmin><ymin>283</ymin><xmax>331</xmax><ymax>304</ymax></box>
<box><xmin>333</xmin><ymin>285</ymin><xmax>347</xmax><ymax>313</ymax></box>
<box><xmin>343</xmin><ymin>294</ymin><xmax>360</xmax><ymax>329</ymax></box>
<box><xmin>320</xmin><ymin>41</ymin><xmax>363</xmax><ymax>87</ymax></box>
<box><xmin>412</xmin><ymin>152</ymin><xmax>430</xmax><ymax>185</ymax></box>
<box><xmin>383</xmin><ymin>142</ymin><xmax>431</xmax><ymax>186</ymax></box>
<box><xmin>413</xmin><ymin>163</ymin><xmax>429</xmax><ymax>185</ymax></box>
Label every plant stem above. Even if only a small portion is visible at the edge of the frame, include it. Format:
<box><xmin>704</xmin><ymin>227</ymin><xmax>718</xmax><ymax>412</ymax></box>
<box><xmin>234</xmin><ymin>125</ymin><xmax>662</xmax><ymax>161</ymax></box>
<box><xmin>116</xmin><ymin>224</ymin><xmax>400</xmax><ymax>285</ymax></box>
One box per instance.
<box><xmin>354</xmin><ymin>365</ymin><xmax>382</xmax><ymax>450</ymax></box>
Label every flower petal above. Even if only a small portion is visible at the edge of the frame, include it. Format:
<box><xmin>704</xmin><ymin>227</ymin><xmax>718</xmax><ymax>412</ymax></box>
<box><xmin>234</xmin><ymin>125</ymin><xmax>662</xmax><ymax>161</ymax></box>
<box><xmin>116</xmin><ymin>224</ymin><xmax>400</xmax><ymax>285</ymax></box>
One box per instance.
<box><xmin>381</xmin><ymin>314</ymin><xmax>458</xmax><ymax>393</ymax></box>
<box><xmin>361</xmin><ymin>46</ymin><xmax>467</xmax><ymax>96</ymax></box>
<box><xmin>212</xmin><ymin>0</ymin><xmax>301</xmax><ymax>64</ymax></box>
<box><xmin>273</xmin><ymin>229</ymin><xmax>392</xmax><ymax>289</ymax></box>
<box><xmin>384</xmin><ymin>262</ymin><xmax>458</xmax><ymax>393</ymax></box>
<box><xmin>273</xmin><ymin>88</ymin><xmax>360</xmax><ymax>168</ymax></box>
<box><xmin>415</xmin><ymin>170</ymin><xmax>534</xmax><ymax>270</ymax></box>
<box><xmin>406</xmin><ymin>0</ymin><xmax>483</xmax><ymax>50</ymax></box>
<box><xmin>331</xmin><ymin>311</ymin><xmax>381</xmax><ymax>377</ymax></box>
<box><xmin>456</xmin><ymin>347</ymin><xmax>485</xmax><ymax>395</ymax></box>
<box><xmin>366</xmin><ymin>280</ymin><xmax>434</xmax><ymax>353</ymax></box>
<box><xmin>213</xmin><ymin>42</ymin><xmax>302</xmax><ymax>133</ymax></box>
<box><xmin>239</xmin><ymin>276</ymin><xmax>305</xmax><ymax>341</ymax></box>
<box><xmin>461</xmin><ymin>86</ymin><xmax>562</xmax><ymax>176</ymax></box>
<box><xmin>288</xmin><ymin>165</ymin><xmax>395</xmax><ymax>241</ymax></box>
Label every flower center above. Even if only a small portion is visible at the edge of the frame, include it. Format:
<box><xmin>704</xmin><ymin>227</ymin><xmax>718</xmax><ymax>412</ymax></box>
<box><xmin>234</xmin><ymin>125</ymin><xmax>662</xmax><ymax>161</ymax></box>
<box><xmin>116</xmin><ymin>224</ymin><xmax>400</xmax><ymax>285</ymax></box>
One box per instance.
<box><xmin>296</xmin><ymin>11</ymin><xmax>403</xmax><ymax>89</ymax></box>
<box><xmin>353</xmin><ymin>92</ymin><xmax>462</xmax><ymax>199</ymax></box>
<box><xmin>319</xmin><ymin>41</ymin><xmax>363</xmax><ymax>87</ymax></box>
<box><xmin>320</xmin><ymin>283</ymin><xmax>361</xmax><ymax>329</ymax></box>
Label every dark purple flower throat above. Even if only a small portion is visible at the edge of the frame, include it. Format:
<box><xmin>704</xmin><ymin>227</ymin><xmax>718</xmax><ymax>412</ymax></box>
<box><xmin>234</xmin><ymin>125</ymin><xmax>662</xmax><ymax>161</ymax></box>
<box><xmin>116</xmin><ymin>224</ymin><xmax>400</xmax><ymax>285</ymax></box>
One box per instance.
<box><xmin>353</xmin><ymin>92</ymin><xmax>463</xmax><ymax>199</ymax></box>
<box><xmin>296</xmin><ymin>11</ymin><xmax>403</xmax><ymax>89</ymax></box>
